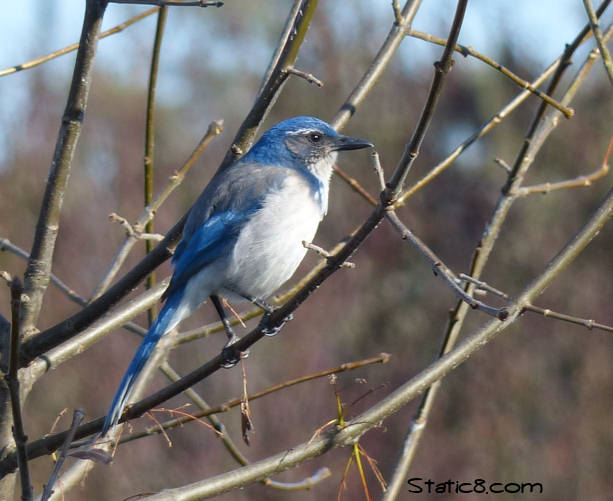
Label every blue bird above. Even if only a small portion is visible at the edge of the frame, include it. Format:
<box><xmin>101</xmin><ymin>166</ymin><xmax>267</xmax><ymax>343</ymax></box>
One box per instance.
<box><xmin>102</xmin><ymin>116</ymin><xmax>373</xmax><ymax>434</ymax></box>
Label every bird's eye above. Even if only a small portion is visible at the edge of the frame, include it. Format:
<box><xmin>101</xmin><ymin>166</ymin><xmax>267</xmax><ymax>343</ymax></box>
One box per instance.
<box><xmin>309</xmin><ymin>132</ymin><xmax>322</xmax><ymax>143</ymax></box>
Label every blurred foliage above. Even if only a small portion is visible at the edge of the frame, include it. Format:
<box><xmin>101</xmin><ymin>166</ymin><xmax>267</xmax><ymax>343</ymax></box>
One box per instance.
<box><xmin>0</xmin><ymin>2</ymin><xmax>612</xmax><ymax>500</ymax></box>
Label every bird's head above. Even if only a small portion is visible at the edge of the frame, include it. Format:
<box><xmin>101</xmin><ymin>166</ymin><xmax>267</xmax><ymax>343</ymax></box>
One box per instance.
<box><xmin>243</xmin><ymin>116</ymin><xmax>373</xmax><ymax>181</ymax></box>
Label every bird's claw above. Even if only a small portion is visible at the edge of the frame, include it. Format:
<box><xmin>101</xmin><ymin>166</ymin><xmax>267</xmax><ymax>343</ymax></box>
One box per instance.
<box><xmin>258</xmin><ymin>311</ymin><xmax>294</xmax><ymax>337</ymax></box>
<box><xmin>221</xmin><ymin>336</ymin><xmax>249</xmax><ymax>368</ymax></box>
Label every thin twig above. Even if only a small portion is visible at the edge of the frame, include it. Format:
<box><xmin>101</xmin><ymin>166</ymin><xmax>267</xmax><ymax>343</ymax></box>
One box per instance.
<box><xmin>7</xmin><ymin>278</ymin><xmax>34</xmax><ymax>501</ymax></box>
<box><xmin>332</xmin><ymin>165</ymin><xmax>378</xmax><ymax>205</ymax></box>
<box><xmin>392</xmin><ymin>0</ymin><xmax>404</xmax><ymax>24</ymax></box>
<box><xmin>396</xmin><ymin>58</ymin><xmax>561</xmax><ymax>204</ymax></box>
<box><xmin>386</xmin><ymin>0</ymin><xmax>469</xmax><ymax>195</ymax></box>
<box><xmin>494</xmin><ymin>157</ymin><xmax>512</xmax><ymax>173</ymax></box>
<box><xmin>371</xmin><ymin>152</ymin><xmax>387</xmax><ymax>193</ymax></box>
<box><xmin>0</xmin><ymin>237</ymin><xmax>148</xmax><ymax>340</ymax></box>
<box><xmin>40</xmin><ymin>410</ymin><xmax>84</xmax><ymax>501</ymax></box>
<box><xmin>159</xmin><ymin>362</ymin><xmax>331</xmax><ymax>492</ymax></box>
<box><xmin>459</xmin><ymin>274</ymin><xmax>613</xmax><ymax>334</ymax></box>
<box><xmin>302</xmin><ymin>241</ymin><xmax>355</xmax><ymax>268</ymax></box>
<box><xmin>523</xmin><ymin>304</ymin><xmax>613</xmax><ymax>333</ymax></box>
<box><xmin>0</xmin><ymin>8</ymin><xmax>158</xmax><ymax>78</ymax></box>
<box><xmin>407</xmin><ymin>29</ymin><xmax>574</xmax><ymax>117</ymax></box>
<box><xmin>285</xmin><ymin>66</ymin><xmax>324</xmax><ymax>87</ymax></box>
<box><xmin>262</xmin><ymin>468</ymin><xmax>332</xmax><ymax>491</ymax></box>
<box><xmin>582</xmin><ymin>0</ymin><xmax>613</xmax><ymax>85</ymax></box>
<box><xmin>514</xmin><ymin>135</ymin><xmax>612</xmax><ymax>196</ymax></box>
<box><xmin>143</xmin><ymin>6</ymin><xmax>168</xmax><ymax>325</ymax></box>
<box><xmin>120</xmin><ymin>353</ymin><xmax>390</xmax><ymax>441</ymax></box>
<box><xmin>1</xmin><ymin>238</ymin><xmax>83</xmax><ymax>305</ymax></box>
<box><xmin>385</xmin><ymin>211</ymin><xmax>508</xmax><ymax>320</ymax></box>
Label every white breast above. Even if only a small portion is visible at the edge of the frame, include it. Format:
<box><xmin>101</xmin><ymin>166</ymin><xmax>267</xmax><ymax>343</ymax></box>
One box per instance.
<box><xmin>223</xmin><ymin>174</ymin><xmax>324</xmax><ymax>300</ymax></box>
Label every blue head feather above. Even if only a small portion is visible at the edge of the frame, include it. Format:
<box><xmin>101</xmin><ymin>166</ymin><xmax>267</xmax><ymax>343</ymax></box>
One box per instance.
<box><xmin>240</xmin><ymin>116</ymin><xmax>340</xmax><ymax>169</ymax></box>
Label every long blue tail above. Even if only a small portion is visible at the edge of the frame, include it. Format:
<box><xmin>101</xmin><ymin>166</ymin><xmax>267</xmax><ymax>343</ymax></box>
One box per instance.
<box><xmin>101</xmin><ymin>291</ymin><xmax>183</xmax><ymax>435</ymax></box>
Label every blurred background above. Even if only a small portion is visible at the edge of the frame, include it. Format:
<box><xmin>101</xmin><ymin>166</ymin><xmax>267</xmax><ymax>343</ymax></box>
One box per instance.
<box><xmin>0</xmin><ymin>1</ymin><xmax>612</xmax><ymax>499</ymax></box>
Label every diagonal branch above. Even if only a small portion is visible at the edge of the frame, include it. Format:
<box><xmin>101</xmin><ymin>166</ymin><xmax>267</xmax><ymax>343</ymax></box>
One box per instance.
<box><xmin>385</xmin><ymin>0</ymin><xmax>469</xmax><ymax>195</ymax></box>
<box><xmin>583</xmin><ymin>0</ymin><xmax>613</xmax><ymax>85</ymax></box>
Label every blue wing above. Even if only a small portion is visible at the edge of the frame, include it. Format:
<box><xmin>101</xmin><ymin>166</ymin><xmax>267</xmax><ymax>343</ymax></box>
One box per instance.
<box><xmin>163</xmin><ymin>209</ymin><xmax>254</xmax><ymax>301</ymax></box>
<box><xmin>102</xmin><ymin>210</ymin><xmax>253</xmax><ymax>435</ymax></box>
<box><xmin>103</xmin><ymin>163</ymin><xmax>288</xmax><ymax>435</ymax></box>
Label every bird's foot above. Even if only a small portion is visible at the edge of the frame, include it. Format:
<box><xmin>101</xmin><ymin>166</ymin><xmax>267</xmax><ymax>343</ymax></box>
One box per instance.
<box><xmin>258</xmin><ymin>310</ymin><xmax>294</xmax><ymax>337</ymax></box>
<box><xmin>221</xmin><ymin>334</ymin><xmax>249</xmax><ymax>368</ymax></box>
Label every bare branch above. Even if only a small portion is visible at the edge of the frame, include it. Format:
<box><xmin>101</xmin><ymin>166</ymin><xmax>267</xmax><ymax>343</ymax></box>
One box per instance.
<box><xmin>302</xmin><ymin>241</ymin><xmax>355</xmax><ymax>268</ymax></box>
<box><xmin>407</xmin><ymin>29</ymin><xmax>574</xmax><ymax>117</ymax></box>
<box><xmin>285</xmin><ymin>66</ymin><xmax>324</xmax><ymax>87</ymax></box>
<box><xmin>523</xmin><ymin>304</ymin><xmax>613</xmax><ymax>333</ymax></box>
<box><xmin>582</xmin><ymin>0</ymin><xmax>613</xmax><ymax>85</ymax></box>
<box><xmin>332</xmin><ymin>165</ymin><xmax>378</xmax><ymax>205</ymax></box>
<box><xmin>386</xmin><ymin>0</ymin><xmax>469</xmax><ymax>196</ymax></box>
<box><xmin>396</xmin><ymin>59</ymin><xmax>560</xmax><ymax>204</ymax></box>
<box><xmin>40</xmin><ymin>410</ymin><xmax>84</xmax><ymax>501</ymax></box>
<box><xmin>27</xmin><ymin>281</ymin><xmax>168</xmax><ymax>381</ymax></box>
<box><xmin>21</xmin><ymin>0</ymin><xmax>109</xmax><ymax>337</ymax></box>
<box><xmin>16</xmin><ymin>354</ymin><xmax>389</xmax><ymax>465</ymax></box>
<box><xmin>385</xmin><ymin>211</ymin><xmax>508</xmax><ymax>320</ymax></box>
<box><xmin>1</xmin><ymin>238</ymin><xmax>83</xmax><ymax>306</ymax></box>
<box><xmin>494</xmin><ymin>157</ymin><xmax>513</xmax><ymax>173</ymax></box>
<box><xmin>143</xmin><ymin>6</ymin><xmax>169</xmax><ymax>325</ymax></box>
<box><xmin>514</xmin><ymin>135</ymin><xmax>611</xmax><ymax>196</ymax></box>
<box><xmin>371</xmin><ymin>151</ymin><xmax>387</xmax><ymax>193</ymax></box>
<box><xmin>391</xmin><ymin>0</ymin><xmax>404</xmax><ymax>24</ymax></box>
<box><xmin>7</xmin><ymin>278</ymin><xmax>34</xmax><ymax>501</ymax></box>
<box><xmin>459</xmin><ymin>274</ymin><xmax>613</xmax><ymax>334</ymax></box>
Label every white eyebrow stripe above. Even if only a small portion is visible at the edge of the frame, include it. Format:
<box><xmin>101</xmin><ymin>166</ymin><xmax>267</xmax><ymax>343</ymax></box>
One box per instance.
<box><xmin>286</xmin><ymin>128</ymin><xmax>320</xmax><ymax>135</ymax></box>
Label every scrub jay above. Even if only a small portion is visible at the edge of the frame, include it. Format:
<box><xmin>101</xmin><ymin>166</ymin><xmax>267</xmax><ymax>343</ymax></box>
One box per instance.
<box><xmin>102</xmin><ymin>116</ymin><xmax>372</xmax><ymax>434</ymax></box>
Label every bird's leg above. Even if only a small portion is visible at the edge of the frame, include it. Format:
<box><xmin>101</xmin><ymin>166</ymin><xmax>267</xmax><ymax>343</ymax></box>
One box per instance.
<box><xmin>211</xmin><ymin>294</ymin><xmax>247</xmax><ymax>368</ymax></box>
<box><xmin>238</xmin><ymin>292</ymin><xmax>293</xmax><ymax>337</ymax></box>
<box><xmin>211</xmin><ymin>294</ymin><xmax>239</xmax><ymax>343</ymax></box>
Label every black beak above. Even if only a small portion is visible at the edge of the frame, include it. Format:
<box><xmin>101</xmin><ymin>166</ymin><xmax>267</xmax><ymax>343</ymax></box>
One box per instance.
<box><xmin>332</xmin><ymin>134</ymin><xmax>374</xmax><ymax>152</ymax></box>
